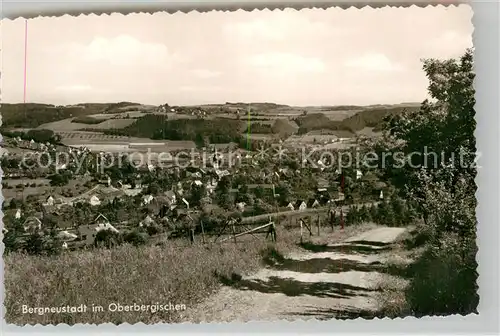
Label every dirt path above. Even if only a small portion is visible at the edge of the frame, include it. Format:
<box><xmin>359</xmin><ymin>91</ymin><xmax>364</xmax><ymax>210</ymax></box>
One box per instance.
<box><xmin>182</xmin><ymin>227</ymin><xmax>408</xmax><ymax>322</ymax></box>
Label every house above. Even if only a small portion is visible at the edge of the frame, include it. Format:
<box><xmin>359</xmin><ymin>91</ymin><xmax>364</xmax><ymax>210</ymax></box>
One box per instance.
<box><xmin>356</xmin><ymin>170</ymin><xmax>363</xmax><ymax>180</ymax></box>
<box><xmin>23</xmin><ymin>216</ymin><xmax>42</xmax><ymax>232</ymax></box>
<box><xmin>193</xmin><ymin>180</ymin><xmax>203</xmax><ymax>187</ymax></box>
<box><xmin>57</xmin><ymin>230</ymin><xmax>78</xmax><ymax>241</ymax></box>
<box><xmin>285</xmin><ymin>202</ymin><xmax>295</xmax><ymax>211</ymax></box>
<box><xmin>307</xmin><ymin>199</ymin><xmax>321</xmax><ymax>208</ymax></box>
<box><xmin>294</xmin><ymin>200</ymin><xmax>307</xmax><ymax>211</ymax></box>
<box><xmin>89</xmin><ymin>195</ymin><xmax>101</xmax><ymax>206</ymax></box>
<box><xmin>98</xmin><ymin>176</ymin><xmax>111</xmax><ymax>187</ymax></box>
<box><xmin>189</xmin><ymin>171</ymin><xmax>203</xmax><ymax>179</ymax></box>
<box><xmin>174</xmin><ymin>182</ymin><xmax>184</xmax><ymax>196</ymax></box>
<box><xmin>214</xmin><ymin>169</ymin><xmax>230</xmax><ymax>180</ymax></box>
<box><xmin>14</xmin><ymin>209</ymin><xmax>21</xmax><ymax>219</ymax></box>
<box><xmin>44</xmin><ymin>196</ymin><xmax>55</xmax><ymax>206</ymax></box>
<box><xmin>139</xmin><ymin>215</ymin><xmax>155</xmax><ymax>227</ymax></box>
<box><xmin>236</xmin><ymin>202</ymin><xmax>246</xmax><ymax>212</ymax></box>
<box><xmin>142</xmin><ymin>194</ymin><xmax>154</xmax><ymax>205</ymax></box>
<box><xmin>78</xmin><ymin>214</ymin><xmax>119</xmax><ymax>245</ymax></box>
<box><xmin>164</xmin><ymin>190</ymin><xmax>177</xmax><ymax>207</ymax></box>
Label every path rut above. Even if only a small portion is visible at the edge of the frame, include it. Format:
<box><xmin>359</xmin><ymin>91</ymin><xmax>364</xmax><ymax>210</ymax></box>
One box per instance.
<box><xmin>183</xmin><ymin>227</ymin><xmax>408</xmax><ymax>322</ymax></box>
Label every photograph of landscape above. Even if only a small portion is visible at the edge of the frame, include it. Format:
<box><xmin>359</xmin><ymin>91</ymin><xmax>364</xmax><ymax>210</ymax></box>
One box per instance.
<box><xmin>1</xmin><ymin>5</ymin><xmax>478</xmax><ymax>325</ymax></box>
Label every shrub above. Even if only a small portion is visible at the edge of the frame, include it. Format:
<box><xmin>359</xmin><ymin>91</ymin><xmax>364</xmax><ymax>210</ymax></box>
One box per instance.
<box><xmin>94</xmin><ymin>230</ymin><xmax>123</xmax><ymax>249</ymax></box>
<box><xmin>122</xmin><ymin>230</ymin><xmax>149</xmax><ymax>247</ymax></box>
<box><xmin>406</xmin><ymin>235</ymin><xmax>478</xmax><ymax>316</ymax></box>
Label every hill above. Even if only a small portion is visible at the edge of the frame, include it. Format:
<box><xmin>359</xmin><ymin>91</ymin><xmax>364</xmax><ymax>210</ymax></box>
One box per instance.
<box><xmin>341</xmin><ymin>105</ymin><xmax>420</xmax><ymax>132</ymax></box>
<box><xmin>0</xmin><ymin>103</ymin><xmax>105</xmax><ymax>128</ymax></box>
<box><xmin>294</xmin><ymin>105</ymin><xmax>421</xmax><ymax>135</ymax></box>
<box><xmin>104</xmin><ymin>114</ymin><xmax>245</xmax><ymax>145</ymax></box>
<box><xmin>271</xmin><ymin>118</ymin><xmax>299</xmax><ymax>136</ymax></box>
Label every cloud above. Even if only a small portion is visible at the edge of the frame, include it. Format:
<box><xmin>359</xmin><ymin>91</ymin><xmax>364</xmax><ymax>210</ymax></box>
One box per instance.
<box><xmin>66</xmin><ymin>35</ymin><xmax>176</xmax><ymax>67</ymax></box>
<box><xmin>428</xmin><ymin>31</ymin><xmax>472</xmax><ymax>55</ymax></box>
<box><xmin>224</xmin><ymin>11</ymin><xmax>334</xmax><ymax>42</ymax></box>
<box><xmin>54</xmin><ymin>84</ymin><xmax>92</xmax><ymax>92</ymax></box>
<box><xmin>179</xmin><ymin>85</ymin><xmax>224</xmax><ymax>92</ymax></box>
<box><xmin>247</xmin><ymin>52</ymin><xmax>326</xmax><ymax>73</ymax></box>
<box><xmin>345</xmin><ymin>53</ymin><xmax>403</xmax><ymax>72</ymax></box>
<box><xmin>190</xmin><ymin>69</ymin><xmax>222</xmax><ymax>79</ymax></box>
<box><xmin>227</xmin><ymin>19</ymin><xmax>287</xmax><ymax>41</ymax></box>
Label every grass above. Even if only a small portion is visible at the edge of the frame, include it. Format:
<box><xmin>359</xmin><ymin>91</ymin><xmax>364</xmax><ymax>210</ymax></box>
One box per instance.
<box><xmin>4</xmin><ymin>223</ymin><xmax>376</xmax><ymax>325</ymax></box>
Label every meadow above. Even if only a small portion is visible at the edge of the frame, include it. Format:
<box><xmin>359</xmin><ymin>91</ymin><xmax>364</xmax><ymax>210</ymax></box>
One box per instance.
<box><xmin>4</xmin><ymin>224</ymin><xmax>374</xmax><ymax>325</ymax></box>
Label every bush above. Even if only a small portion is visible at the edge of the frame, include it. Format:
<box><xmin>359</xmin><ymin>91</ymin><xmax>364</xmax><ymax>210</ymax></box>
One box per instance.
<box><xmin>122</xmin><ymin>230</ymin><xmax>149</xmax><ymax>247</ymax></box>
<box><xmin>406</xmin><ymin>235</ymin><xmax>478</xmax><ymax>316</ymax></box>
<box><xmin>145</xmin><ymin>224</ymin><xmax>162</xmax><ymax>236</ymax></box>
<box><xmin>94</xmin><ymin>230</ymin><xmax>123</xmax><ymax>249</ymax></box>
<box><xmin>24</xmin><ymin>231</ymin><xmax>62</xmax><ymax>256</ymax></box>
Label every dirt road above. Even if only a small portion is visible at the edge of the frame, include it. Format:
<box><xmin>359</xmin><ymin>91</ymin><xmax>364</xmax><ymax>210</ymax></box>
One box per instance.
<box><xmin>182</xmin><ymin>227</ymin><xmax>408</xmax><ymax>322</ymax></box>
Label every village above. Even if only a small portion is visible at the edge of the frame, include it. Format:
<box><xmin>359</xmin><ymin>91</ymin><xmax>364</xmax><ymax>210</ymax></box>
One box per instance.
<box><xmin>1</xmin><ymin>127</ymin><xmax>389</xmax><ymax>253</ymax></box>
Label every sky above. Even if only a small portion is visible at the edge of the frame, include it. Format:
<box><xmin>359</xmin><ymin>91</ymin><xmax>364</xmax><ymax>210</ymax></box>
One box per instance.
<box><xmin>0</xmin><ymin>6</ymin><xmax>473</xmax><ymax>106</ymax></box>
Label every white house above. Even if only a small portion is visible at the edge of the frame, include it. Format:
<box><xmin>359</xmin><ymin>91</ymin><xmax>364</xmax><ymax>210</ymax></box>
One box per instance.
<box><xmin>193</xmin><ymin>180</ymin><xmax>203</xmax><ymax>187</ymax></box>
<box><xmin>15</xmin><ymin>209</ymin><xmax>22</xmax><ymax>219</ymax></box>
<box><xmin>307</xmin><ymin>199</ymin><xmax>321</xmax><ymax>208</ymax></box>
<box><xmin>294</xmin><ymin>200</ymin><xmax>307</xmax><ymax>211</ymax></box>
<box><xmin>23</xmin><ymin>217</ymin><xmax>42</xmax><ymax>232</ymax></box>
<box><xmin>57</xmin><ymin>230</ymin><xmax>78</xmax><ymax>241</ymax></box>
<box><xmin>44</xmin><ymin>196</ymin><xmax>55</xmax><ymax>206</ymax></box>
<box><xmin>380</xmin><ymin>190</ymin><xmax>384</xmax><ymax>200</ymax></box>
<box><xmin>139</xmin><ymin>215</ymin><xmax>155</xmax><ymax>227</ymax></box>
<box><xmin>356</xmin><ymin>170</ymin><xmax>363</xmax><ymax>180</ymax></box>
<box><xmin>142</xmin><ymin>194</ymin><xmax>154</xmax><ymax>205</ymax></box>
<box><xmin>236</xmin><ymin>202</ymin><xmax>246</xmax><ymax>212</ymax></box>
<box><xmin>285</xmin><ymin>202</ymin><xmax>295</xmax><ymax>211</ymax></box>
<box><xmin>89</xmin><ymin>195</ymin><xmax>101</xmax><ymax>206</ymax></box>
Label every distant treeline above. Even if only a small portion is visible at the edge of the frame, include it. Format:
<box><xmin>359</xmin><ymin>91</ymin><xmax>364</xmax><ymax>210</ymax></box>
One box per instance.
<box><xmin>295</xmin><ymin>106</ymin><xmax>420</xmax><ymax>135</ymax></box>
<box><xmin>104</xmin><ymin>115</ymin><xmax>246</xmax><ymax>145</ymax></box>
<box><xmin>244</xmin><ymin>123</ymin><xmax>273</xmax><ymax>134</ymax></box>
<box><xmin>71</xmin><ymin>116</ymin><xmax>103</xmax><ymax>124</ymax></box>
<box><xmin>0</xmin><ymin>103</ymin><xmax>105</xmax><ymax>128</ymax></box>
<box><xmin>1</xmin><ymin>128</ymin><xmax>60</xmax><ymax>144</ymax></box>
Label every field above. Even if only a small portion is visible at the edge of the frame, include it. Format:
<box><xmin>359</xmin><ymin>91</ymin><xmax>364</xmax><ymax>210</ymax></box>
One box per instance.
<box><xmin>4</xmin><ymin>223</ymin><xmax>375</xmax><ymax>325</ymax></box>
<box><xmin>38</xmin><ymin>117</ymin><xmax>136</xmax><ymax>132</ymax></box>
<box><xmin>3</xmin><ymin>102</ymin><xmax>418</xmax><ymax>154</ymax></box>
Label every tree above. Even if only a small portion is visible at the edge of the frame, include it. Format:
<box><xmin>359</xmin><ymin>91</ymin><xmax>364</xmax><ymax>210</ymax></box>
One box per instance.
<box><xmin>123</xmin><ymin>229</ymin><xmax>149</xmax><ymax>247</ymax></box>
<box><xmin>382</xmin><ymin>50</ymin><xmax>478</xmax><ymax>315</ymax></box>
<box><xmin>383</xmin><ymin>49</ymin><xmax>476</xmax><ymax>231</ymax></box>
<box><xmin>190</xmin><ymin>184</ymin><xmax>207</xmax><ymax>207</ymax></box>
<box><xmin>94</xmin><ymin>230</ymin><xmax>123</xmax><ymax>249</ymax></box>
<box><xmin>26</xmin><ymin>129</ymin><xmax>58</xmax><ymax>143</ymax></box>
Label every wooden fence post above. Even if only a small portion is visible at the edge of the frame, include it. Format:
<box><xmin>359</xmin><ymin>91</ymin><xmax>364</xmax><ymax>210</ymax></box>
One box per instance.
<box><xmin>331</xmin><ymin>211</ymin><xmax>335</xmax><ymax>232</ymax></box>
<box><xmin>190</xmin><ymin>228</ymin><xmax>195</xmax><ymax>244</ymax></box>
<box><xmin>231</xmin><ymin>221</ymin><xmax>237</xmax><ymax>244</ymax></box>
<box><xmin>200</xmin><ymin>220</ymin><xmax>206</xmax><ymax>244</ymax></box>
<box><xmin>272</xmin><ymin>222</ymin><xmax>277</xmax><ymax>242</ymax></box>
<box><xmin>317</xmin><ymin>215</ymin><xmax>320</xmax><ymax>236</ymax></box>
<box><xmin>300</xmin><ymin>219</ymin><xmax>303</xmax><ymax>244</ymax></box>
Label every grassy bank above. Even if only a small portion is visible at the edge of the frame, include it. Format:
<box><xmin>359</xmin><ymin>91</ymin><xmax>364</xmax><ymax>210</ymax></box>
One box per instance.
<box><xmin>5</xmin><ymin>223</ymin><xmax>375</xmax><ymax>325</ymax></box>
